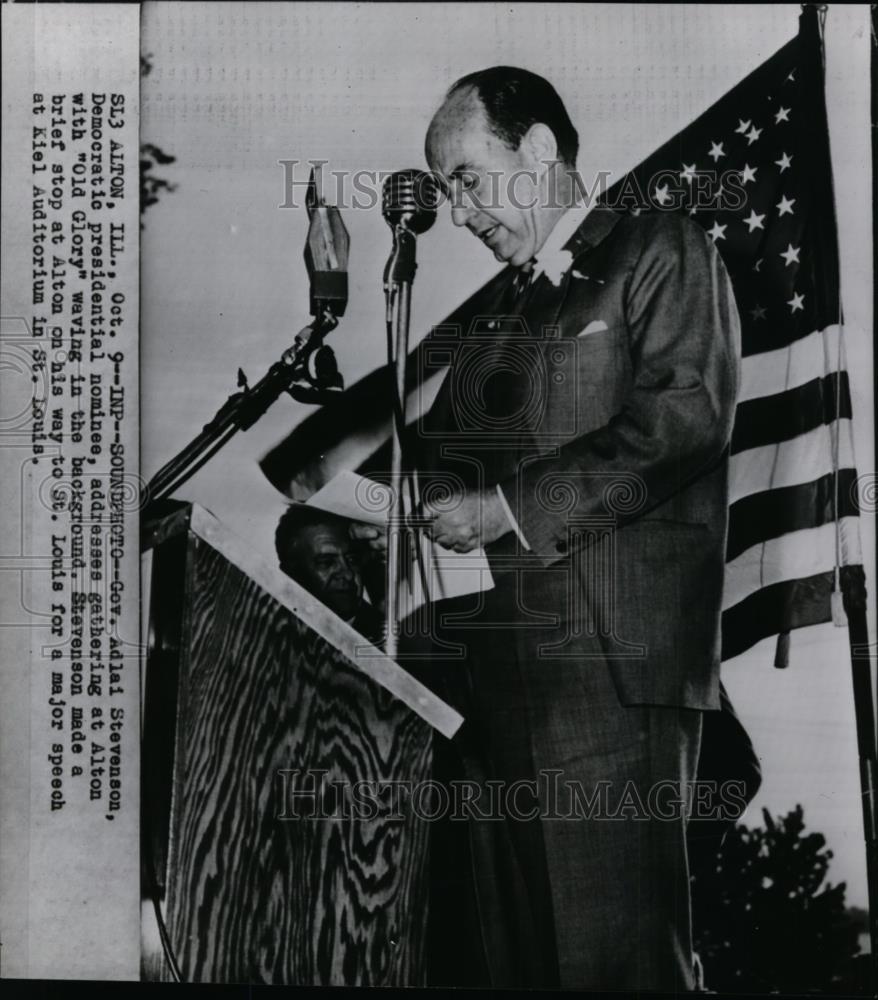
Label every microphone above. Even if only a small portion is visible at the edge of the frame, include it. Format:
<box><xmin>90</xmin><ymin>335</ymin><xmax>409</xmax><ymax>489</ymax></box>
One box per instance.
<box><xmin>382</xmin><ymin>169</ymin><xmax>440</xmax><ymax>234</ymax></box>
<box><xmin>290</xmin><ymin>166</ymin><xmax>348</xmax><ymax>403</ymax></box>
<box><xmin>382</xmin><ymin>170</ymin><xmax>439</xmax><ymax>286</ymax></box>
<box><xmin>304</xmin><ymin>167</ymin><xmax>350</xmax><ymax>322</ymax></box>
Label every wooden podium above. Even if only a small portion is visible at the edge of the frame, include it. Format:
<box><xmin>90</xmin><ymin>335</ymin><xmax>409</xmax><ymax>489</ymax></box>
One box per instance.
<box><xmin>141</xmin><ymin>504</ymin><xmax>462</xmax><ymax>985</ymax></box>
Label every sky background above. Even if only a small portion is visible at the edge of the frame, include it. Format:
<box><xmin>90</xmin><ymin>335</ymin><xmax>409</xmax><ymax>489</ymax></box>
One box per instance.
<box><xmin>140</xmin><ymin>3</ymin><xmax>874</xmax><ymax>910</ymax></box>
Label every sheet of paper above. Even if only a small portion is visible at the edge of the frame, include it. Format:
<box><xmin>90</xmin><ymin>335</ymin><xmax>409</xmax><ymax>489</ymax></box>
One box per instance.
<box><xmin>306</xmin><ymin>470</ymin><xmax>495</xmax><ymax>607</ymax></box>
<box><xmin>306</xmin><ymin>469</ymin><xmax>389</xmax><ymax>527</ymax></box>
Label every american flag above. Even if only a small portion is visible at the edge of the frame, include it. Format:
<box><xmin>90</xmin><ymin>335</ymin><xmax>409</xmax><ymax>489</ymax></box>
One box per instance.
<box><xmin>261</xmin><ymin>7</ymin><xmax>863</xmax><ymax>665</ymax></box>
<box><xmin>598</xmin><ymin>5</ymin><xmax>863</xmax><ymax>662</ymax></box>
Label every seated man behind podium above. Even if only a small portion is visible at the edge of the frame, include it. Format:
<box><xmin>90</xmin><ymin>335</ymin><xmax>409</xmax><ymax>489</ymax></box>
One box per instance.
<box><xmin>275</xmin><ymin>504</ymin><xmax>384</xmax><ymax>647</ymax></box>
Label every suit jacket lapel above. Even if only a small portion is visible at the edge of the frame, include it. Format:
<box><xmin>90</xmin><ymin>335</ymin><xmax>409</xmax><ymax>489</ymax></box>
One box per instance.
<box><xmin>520</xmin><ymin>207</ymin><xmax>624</xmax><ymax>338</ymax></box>
<box><xmin>568</xmin><ymin>205</ymin><xmax>623</xmax><ymax>254</ymax></box>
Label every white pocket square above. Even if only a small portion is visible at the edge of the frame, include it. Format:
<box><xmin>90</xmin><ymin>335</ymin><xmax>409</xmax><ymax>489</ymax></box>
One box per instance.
<box><xmin>578</xmin><ymin>320</ymin><xmax>609</xmax><ymax>337</ymax></box>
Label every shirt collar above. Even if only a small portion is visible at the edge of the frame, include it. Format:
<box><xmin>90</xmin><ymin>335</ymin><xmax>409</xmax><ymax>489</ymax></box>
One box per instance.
<box><xmin>532</xmin><ymin>200</ymin><xmax>594</xmax><ymax>268</ymax></box>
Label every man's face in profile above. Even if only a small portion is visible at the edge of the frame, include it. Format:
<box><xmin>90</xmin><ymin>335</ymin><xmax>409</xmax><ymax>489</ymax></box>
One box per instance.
<box><xmin>426</xmin><ymin>88</ymin><xmax>547</xmax><ymax>267</ymax></box>
<box><xmin>283</xmin><ymin>522</ymin><xmax>363</xmax><ymax>622</ymax></box>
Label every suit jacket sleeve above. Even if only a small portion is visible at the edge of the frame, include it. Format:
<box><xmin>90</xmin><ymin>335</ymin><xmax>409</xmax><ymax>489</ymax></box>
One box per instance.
<box><xmin>501</xmin><ymin>215</ymin><xmax>741</xmax><ymax>565</ymax></box>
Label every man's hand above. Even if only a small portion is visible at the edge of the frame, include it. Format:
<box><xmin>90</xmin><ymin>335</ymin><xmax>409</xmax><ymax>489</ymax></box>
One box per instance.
<box><xmin>349</xmin><ymin>521</ymin><xmax>387</xmax><ymax>553</ymax></box>
<box><xmin>423</xmin><ymin>488</ymin><xmax>512</xmax><ymax>552</ymax></box>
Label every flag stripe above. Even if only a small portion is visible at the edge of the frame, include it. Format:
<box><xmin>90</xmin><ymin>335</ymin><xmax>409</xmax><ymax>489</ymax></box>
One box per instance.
<box><xmin>729</xmin><ymin>417</ymin><xmax>856</xmax><ymax>503</ymax></box>
<box><xmin>721</xmin><ymin>569</ymin><xmax>839</xmax><ymax>661</ymax></box>
<box><xmin>723</xmin><ymin>515</ymin><xmax>861</xmax><ymax>611</ymax></box>
<box><xmin>727</xmin><ymin>467</ymin><xmax>859</xmax><ymax>562</ymax></box>
<box><xmin>739</xmin><ymin>324</ymin><xmax>841</xmax><ymax>402</ymax></box>
<box><xmin>738</xmin><ymin>302</ymin><xmax>840</xmax><ymax>360</ymax></box>
<box><xmin>730</xmin><ymin>371</ymin><xmax>851</xmax><ymax>455</ymax></box>
<box><xmin>406</xmin><ymin>366</ymin><xmax>446</xmax><ymax>422</ymax></box>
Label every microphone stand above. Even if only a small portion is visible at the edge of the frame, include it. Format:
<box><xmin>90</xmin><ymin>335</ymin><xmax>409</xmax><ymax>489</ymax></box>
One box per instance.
<box><xmin>145</xmin><ymin>166</ymin><xmax>349</xmax><ymax>517</ymax></box>
<box><xmin>142</xmin><ymin>309</ymin><xmax>342</xmax><ymax>512</ymax></box>
<box><xmin>383</xmin><ymin>226</ymin><xmax>424</xmax><ymax>661</ymax></box>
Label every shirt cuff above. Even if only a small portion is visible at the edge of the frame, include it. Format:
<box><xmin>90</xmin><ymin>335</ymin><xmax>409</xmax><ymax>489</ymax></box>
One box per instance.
<box><xmin>495</xmin><ymin>484</ymin><xmax>531</xmax><ymax>550</ymax></box>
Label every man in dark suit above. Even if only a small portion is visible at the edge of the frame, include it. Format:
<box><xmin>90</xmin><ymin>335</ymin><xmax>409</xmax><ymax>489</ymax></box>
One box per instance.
<box><xmin>397</xmin><ymin>66</ymin><xmax>743</xmax><ymax>990</ymax></box>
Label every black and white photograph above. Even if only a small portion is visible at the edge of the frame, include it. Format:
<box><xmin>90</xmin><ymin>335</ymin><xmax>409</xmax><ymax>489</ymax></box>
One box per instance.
<box><xmin>0</xmin><ymin>2</ymin><xmax>875</xmax><ymax>993</ymax></box>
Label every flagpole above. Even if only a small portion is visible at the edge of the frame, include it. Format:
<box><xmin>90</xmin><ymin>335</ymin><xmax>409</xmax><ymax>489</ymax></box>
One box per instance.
<box><xmin>815</xmin><ymin>1</ymin><xmax>878</xmax><ymax>962</ymax></box>
<box><xmin>843</xmin><ymin>585</ymin><xmax>878</xmax><ymax>963</ymax></box>
<box><xmin>858</xmin><ymin>0</ymin><xmax>878</xmax><ymax>963</ymax></box>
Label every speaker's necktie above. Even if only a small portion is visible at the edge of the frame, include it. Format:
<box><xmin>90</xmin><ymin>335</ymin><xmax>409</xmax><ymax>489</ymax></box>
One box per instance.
<box><xmin>510</xmin><ymin>258</ymin><xmax>537</xmax><ymax>307</ymax></box>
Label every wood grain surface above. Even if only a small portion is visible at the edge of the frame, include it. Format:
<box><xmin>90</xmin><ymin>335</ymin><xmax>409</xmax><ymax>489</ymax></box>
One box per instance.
<box><xmin>145</xmin><ymin>529</ymin><xmax>433</xmax><ymax>984</ymax></box>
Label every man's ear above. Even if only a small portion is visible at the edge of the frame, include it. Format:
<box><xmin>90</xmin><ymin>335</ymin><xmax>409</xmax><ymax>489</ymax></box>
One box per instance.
<box><xmin>522</xmin><ymin>123</ymin><xmax>558</xmax><ymax>173</ymax></box>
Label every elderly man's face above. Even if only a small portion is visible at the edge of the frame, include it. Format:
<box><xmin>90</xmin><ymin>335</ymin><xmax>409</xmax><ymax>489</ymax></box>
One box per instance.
<box><xmin>426</xmin><ymin>89</ymin><xmax>546</xmax><ymax>267</ymax></box>
<box><xmin>285</xmin><ymin>523</ymin><xmax>363</xmax><ymax>622</ymax></box>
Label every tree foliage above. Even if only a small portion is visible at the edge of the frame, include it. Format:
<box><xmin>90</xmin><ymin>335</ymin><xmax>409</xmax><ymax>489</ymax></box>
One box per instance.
<box><xmin>692</xmin><ymin>804</ymin><xmax>867</xmax><ymax>993</ymax></box>
<box><xmin>140</xmin><ymin>53</ymin><xmax>177</xmax><ymax>221</ymax></box>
